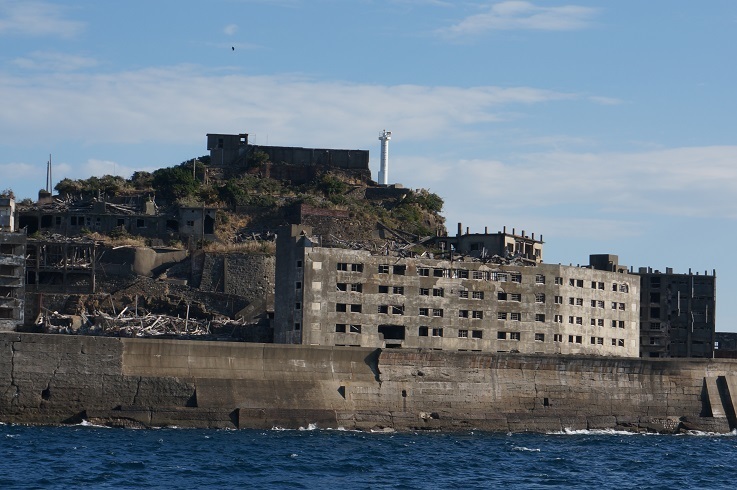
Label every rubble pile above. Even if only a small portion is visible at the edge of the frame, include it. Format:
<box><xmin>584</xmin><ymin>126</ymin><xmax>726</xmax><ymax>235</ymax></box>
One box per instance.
<box><xmin>40</xmin><ymin>308</ymin><xmax>254</xmax><ymax>340</ymax></box>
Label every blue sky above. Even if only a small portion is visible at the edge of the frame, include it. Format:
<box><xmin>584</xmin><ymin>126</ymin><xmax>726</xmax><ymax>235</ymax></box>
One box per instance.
<box><xmin>1</xmin><ymin>1</ymin><xmax>736</xmax><ymax>331</ymax></box>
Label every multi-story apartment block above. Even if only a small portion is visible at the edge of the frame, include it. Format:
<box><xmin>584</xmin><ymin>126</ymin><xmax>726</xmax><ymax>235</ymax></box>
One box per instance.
<box><xmin>0</xmin><ymin>198</ymin><xmax>26</xmax><ymax>330</ymax></box>
<box><xmin>637</xmin><ymin>267</ymin><xmax>716</xmax><ymax>358</ymax></box>
<box><xmin>275</xmin><ymin>225</ymin><xmax>640</xmax><ymax>357</ymax></box>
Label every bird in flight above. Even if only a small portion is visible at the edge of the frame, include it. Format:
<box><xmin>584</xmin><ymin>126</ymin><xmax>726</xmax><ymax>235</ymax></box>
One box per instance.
<box><xmin>232</xmin><ymin>46</ymin><xmax>235</xmax><ymax>51</ymax></box>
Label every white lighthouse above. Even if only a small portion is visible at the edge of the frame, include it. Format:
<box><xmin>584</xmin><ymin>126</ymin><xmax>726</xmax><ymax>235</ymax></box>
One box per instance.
<box><xmin>378</xmin><ymin>129</ymin><xmax>391</xmax><ymax>185</ymax></box>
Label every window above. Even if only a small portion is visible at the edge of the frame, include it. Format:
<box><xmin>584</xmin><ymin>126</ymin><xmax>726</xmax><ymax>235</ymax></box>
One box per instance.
<box><xmin>336</xmin><ymin>324</ymin><xmax>347</xmax><ymax>333</ymax></box>
<box><xmin>350</xmin><ymin>304</ymin><xmax>362</xmax><ymax>313</ymax></box>
<box><xmin>337</xmin><ymin>303</ymin><xmax>347</xmax><ymax>312</ymax></box>
<box><xmin>618</xmin><ymin>339</ymin><xmax>625</xmax><ymax>347</ymax></box>
<box><xmin>137</xmin><ymin>219</ymin><xmax>146</xmax><ymax>228</ymax></box>
<box><xmin>294</xmin><ymin>323</ymin><xmax>301</xmax><ymax>331</ymax></box>
<box><xmin>569</xmin><ymin>278</ymin><xmax>576</xmax><ymax>286</ymax></box>
<box><xmin>598</xmin><ymin>282</ymin><xmax>605</xmax><ymax>290</ymax></box>
<box><xmin>296</xmin><ymin>282</ymin><xmax>302</xmax><ymax>290</ymax></box>
<box><xmin>419</xmin><ymin>326</ymin><xmax>429</xmax><ymax>336</ymax></box>
<box><xmin>472</xmin><ymin>291</ymin><xmax>484</xmax><ymax>300</ymax></box>
<box><xmin>433</xmin><ymin>268</ymin><xmax>446</xmax><ymax>277</ymax></box>
<box><xmin>598</xmin><ymin>319</ymin><xmax>604</xmax><ymax>327</ymax></box>
<box><xmin>619</xmin><ymin>283</ymin><xmax>629</xmax><ymax>293</ymax></box>
<box><xmin>456</xmin><ymin>269</ymin><xmax>469</xmax><ymax>279</ymax></box>
<box><xmin>535</xmin><ymin>314</ymin><xmax>545</xmax><ymax>322</ymax></box>
<box><xmin>473</xmin><ymin>271</ymin><xmax>485</xmax><ymax>280</ymax></box>
<box><xmin>554</xmin><ymin>276</ymin><xmax>563</xmax><ymax>285</ymax></box>
<box><xmin>597</xmin><ymin>337</ymin><xmax>604</xmax><ymax>345</ymax></box>
<box><xmin>498</xmin><ymin>331</ymin><xmax>507</xmax><ymax>340</ymax></box>
<box><xmin>510</xmin><ymin>312</ymin><xmax>521</xmax><ymax>321</ymax></box>
<box><xmin>432</xmin><ymin>308</ymin><xmax>444</xmax><ymax>317</ymax></box>
<box><xmin>433</xmin><ymin>288</ymin><xmax>444</xmax><ymax>297</ymax></box>
<box><xmin>295</xmin><ymin>302</ymin><xmax>301</xmax><ymax>310</ymax></box>
<box><xmin>576</xmin><ymin>317</ymin><xmax>583</xmax><ymax>325</ymax></box>
<box><xmin>510</xmin><ymin>293</ymin><xmax>521</xmax><ymax>302</ymax></box>
<box><xmin>337</xmin><ymin>263</ymin><xmax>348</xmax><ymax>271</ymax></box>
<box><xmin>459</xmin><ymin>290</ymin><xmax>469</xmax><ymax>298</ymax></box>
<box><xmin>591</xmin><ymin>281</ymin><xmax>597</xmax><ymax>289</ymax></box>
<box><xmin>472</xmin><ymin>311</ymin><xmax>483</xmax><ymax>319</ymax></box>
<box><xmin>535</xmin><ymin>274</ymin><xmax>545</xmax><ymax>284</ymax></box>
<box><xmin>472</xmin><ymin>330</ymin><xmax>483</xmax><ymax>339</ymax></box>
<box><xmin>651</xmin><ymin>322</ymin><xmax>661</xmax><ymax>330</ymax></box>
<box><xmin>575</xmin><ymin>298</ymin><xmax>583</xmax><ymax>306</ymax></box>
<box><xmin>498</xmin><ymin>292</ymin><xmax>508</xmax><ymax>301</ymax></box>
<box><xmin>351</xmin><ymin>283</ymin><xmax>362</xmax><ymax>293</ymax></box>
<box><xmin>569</xmin><ymin>297</ymin><xmax>575</xmax><ymax>305</ymax></box>
<box><xmin>351</xmin><ymin>264</ymin><xmax>363</xmax><ymax>272</ymax></box>
<box><xmin>337</xmin><ymin>283</ymin><xmax>349</xmax><ymax>291</ymax></box>
<box><xmin>296</xmin><ymin>260</ymin><xmax>303</xmax><ymax>268</ymax></box>
<box><xmin>612</xmin><ymin>302</ymin><xmax>618</xmax><ymax>310</ymax></box>
<box><xmin>618</xmin><ymin>321</ymin><xmax>625</xmax><ymax>329</ymax></box>
<box><xmin>591</xmin><ymin>318</ymin><xmax>596</xmax><ymax>326</ymax></box>
<box><xmin>554</xmin><ymin>315</ymin><xmax>563</xmax><ymax>323</ymax></box>
<box><xmin>418</xmin><ymin>267</ymin><xmax>430</xmax><ymax>277</ymax></box>
<box><xmin>419</xmin><ymin>308</ymin><xmax>429</xmax><ymax>316</ymax></box>
<box><xmin>535</xmin><ymin>293</ymin><xmax>545</xmax><ymax>303</ymax></box>
<box><xmin>511</xmin><ymin>273</ymin><xmax>522</xmax><ymax>283</ymax></box>
<box><xmin>612</xmin><ymin>283</ymin><xmax>618</xmax><ymax>292</ymax></box>
<box><xmin>619</xmin><ymin>303</ymin><xmax>625</xmax><ymax>311</ymax></box>
<box><xmin>459</xmin><ymin>310</ymin><xmax>469</xmax><ymax>318</ymax></box>
<box><xmin>378</xmin><ymin>305</ymin><xmax>388</xmax><ymax>314</ymax></box>
<box><xmin>393</xmin><ymin>286</ymin><xmax>404</xmax><ymax>295</ymax></box>
<box><xmin>597</xmin><ymin>300</ymin><xmax>605</xmax><ymax>309</ymax></box>
<box><xmin>510</xmin><ymin>332</ymin><xmax>521</xmax><ymax>341</ymax></box>
<box><xmin>590</xmin><ymin>336</ymin><xmax>596</xmax><ymax>345</ymax></box>
<box><xmin>554</xmin><ymin>334</ymin><xmax>563</xmax><ymax>342</ymax></box>
<box><xmin>379</xmin><ymin>285</ymin><xmax>389</xmax><ymax>294</ymax></box>
<box><xmin>432</xmin><ymin>328</ymin><xmax>444</xmax><ymax>337</ymax></box>
<box><xmin>492</xmin><ymin>272</ymin><xmax>508</xmax><ymax>282</ymax></box>
<box><xmin>393</xmin><ymin>265</ymin><xmax>406</xmax><ymax>275</ymax></box>
<box><xmin>535</xmin><ymin>333</ymin><xmax>545</xmax><ymax>342</ymax></box>
<box><xmin>420</xmin><ymin>288</ymin><xmax>430</xmax><ymax>296</ymax></box>
<box><xmin>458</xmin><ymin>329</ymin><xmax>469</xmax><ymax>338</ymax></box>
<box><xmin>186</xmin><ymin>220</ymin><xmax>195</xmax><ymax>227</ymax></box>
<box><xmin>612</xmin><ymin>338</ymin><xmax>617</xmax><ymax>346</ymax></box>
<box><xmin>350</xmin><ymin>325</ymin><xmax>362</xmax><ymax>333</ymax></box>
<box><xmin>568</xmin><ymin>316</ymin><xmax>574</xmax><ymax>324</ymax></box>
<box><xmin>378</xmin><ymin>264</ymin><xmax>389</xmax><ymax>274</ymax></box>
<box><xmin>611</xmin><ymin>320</ymin><xmax>617</xmax><ymax>328</ymax></box>
<box><xmin>577</xmin><ymin>280</ymin><xmax>584</xmax><ymax>288</ymax></box>
<box><xmin>576</xmin><ymin>336</ymin><xmax>582</xmax><ymax>344</ymax></box>
<box><xmin>391</xmin><ymin>305</ymin><xmax>404</xmax><ymax>315</ymax></box>
<box><xmin>497</xmin><ymin>312</ymin><xmax>507</xmax><ymax>320</ymax></box>
<box><xmin>554</xmin><ymin>295</ymin><xmax>563</xmax><ymax>304</ymax></box>
<box><xmin>591</xmin><ymin>300</ymin><xmax>597</xmax><ymax>308</ymax></box>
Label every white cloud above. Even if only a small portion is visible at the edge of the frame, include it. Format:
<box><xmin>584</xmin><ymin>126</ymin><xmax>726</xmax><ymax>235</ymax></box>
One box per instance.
<box><xmin>0</xmin><ymin>0</ymin><xmax>84</xmax><ymax>38</ymax></box>
<box><xmin>0</xmin><ymin>65</ymin><xmax>583</xmax><ymax>149</ymax></box>
<box><xmin>12</xmin><ymin>51</ymin><xmax>97</xmax><ymax>72</ymax></box>
<box><xmin>439</xmin><ymin>1</ymin><xmax>598</xmax><ymax>38</ymax></box>
<box><xmin>224</xmin><ymin>24</ymin><xmax>238</xmax><ymax>36</ymax></box>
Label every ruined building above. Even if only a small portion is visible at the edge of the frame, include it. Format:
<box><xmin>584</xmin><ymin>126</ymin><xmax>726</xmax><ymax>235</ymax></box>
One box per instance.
<box><xmin>275</xmin><ymin>225</ymin><xmax>640</xmax><ymax>357</ymax></box>
<box><xmin>0</xmin><ymin>198</ymin><xmax>26</xmax><ymax>330</ymax></box>
<box><xmin>637</xmin><ymin>267</ymin><xmax>716</xmax><ymax>358</ymax></box>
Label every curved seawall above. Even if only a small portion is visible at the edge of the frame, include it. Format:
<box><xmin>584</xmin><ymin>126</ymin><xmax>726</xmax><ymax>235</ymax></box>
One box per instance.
<box><xmin>0</xmin><ymin>332</ymin><xmax>734</xmax><ymax>432</ymax></box>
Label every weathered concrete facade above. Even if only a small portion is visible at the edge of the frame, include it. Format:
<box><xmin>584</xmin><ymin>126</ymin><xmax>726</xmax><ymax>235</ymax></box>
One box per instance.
<box><xmin>0</xmin><ymin>231</ymin><xmax>26</xmax><ymax>330</ymax></box>
<box><xmin>207</xmin><ymin>132</ymin><xmax>370</xmax><ymax>171</ymax></box>
<box><xmin>275</xmin><ymin>226</ymin><xmax>640</xmax><ymax>357</ymax></box>
<box><xmin>0</xmin><ymin>332</ymin><xmax>734</xmax><ymax>432</ymax></box>
<box><xmin>637</xmin><ymin>267</ymin><xmax>716</xmax><ymax>358</ymax></box>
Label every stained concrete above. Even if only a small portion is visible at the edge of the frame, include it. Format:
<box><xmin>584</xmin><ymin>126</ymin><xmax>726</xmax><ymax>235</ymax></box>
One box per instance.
<box><xmin>0</xmin><ymin>332</ymin><xmax>734</xmax><ymax>432</ymax></box>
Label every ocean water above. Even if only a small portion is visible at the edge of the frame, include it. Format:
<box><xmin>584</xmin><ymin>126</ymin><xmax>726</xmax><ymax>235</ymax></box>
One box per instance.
<box><xmin>1</xmin><ymin>424</ymin><xmax>736</xmax><ymax>489</ymax></box>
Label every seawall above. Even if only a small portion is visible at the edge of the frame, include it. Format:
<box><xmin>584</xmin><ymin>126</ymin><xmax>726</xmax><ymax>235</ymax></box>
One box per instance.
<box><xmin>1</xmin><ymin>332</ymin><xmax>734</xmax><ymax>432</ymax></box>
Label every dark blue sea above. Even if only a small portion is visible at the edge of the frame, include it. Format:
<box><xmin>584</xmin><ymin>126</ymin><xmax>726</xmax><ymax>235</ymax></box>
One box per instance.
<box><xmin>1</xmin><ymin>423</ymin><xmax>735</xmax><ymax>489</ymax></box>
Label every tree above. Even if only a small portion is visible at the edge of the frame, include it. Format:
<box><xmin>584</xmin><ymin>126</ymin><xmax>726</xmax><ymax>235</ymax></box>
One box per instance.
<box><xmin>152</xmin><ymin>166</ymin><xmax>199</xmax><ymax>202</ymax></box>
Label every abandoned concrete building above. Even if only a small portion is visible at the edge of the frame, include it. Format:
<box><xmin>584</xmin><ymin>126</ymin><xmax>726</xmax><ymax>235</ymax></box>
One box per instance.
<box><xmin>636</xmin><ymin>267</ymin><xmax>716</xmax><ymax>358</ymax></box>
<box><xmin>0</xmin><ymin>198</ymin><xmax>26</xmax><ymax>330</ymax></box>
<box><xmin>275</xmin><ymin>225</ymin><xmax>640</xmax><ymax>357</ymax></box>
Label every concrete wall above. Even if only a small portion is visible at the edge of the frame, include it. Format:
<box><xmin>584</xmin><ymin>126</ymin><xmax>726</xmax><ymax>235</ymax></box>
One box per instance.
<box><xmin>1</xmin><ymin>332</ymin><xmax>735</xmax><ymax>432</ymax></box>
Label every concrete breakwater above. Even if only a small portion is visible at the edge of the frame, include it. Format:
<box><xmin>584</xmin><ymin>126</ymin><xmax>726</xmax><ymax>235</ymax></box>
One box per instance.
<box><xmin>0</xmin><ymin>332</ymin><xmax>734</xmax><ymax>433</ymax></box>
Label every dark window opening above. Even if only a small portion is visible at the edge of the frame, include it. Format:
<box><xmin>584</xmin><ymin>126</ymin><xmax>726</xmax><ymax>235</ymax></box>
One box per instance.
<box><xmin>378</xmin><ymin>324</ymin><xmax>406</xmax><ymax>340</ymax></box>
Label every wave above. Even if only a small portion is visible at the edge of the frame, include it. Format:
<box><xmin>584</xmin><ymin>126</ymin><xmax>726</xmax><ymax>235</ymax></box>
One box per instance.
<box><xmin>511</xmin><ymin>446</ymin><xmax>541</xmax><ymax>452</ymax></box>
<box><xmin>548</xmin><ymin>428</ymin><xmax>641</xmax><ymax>436</ymax></box>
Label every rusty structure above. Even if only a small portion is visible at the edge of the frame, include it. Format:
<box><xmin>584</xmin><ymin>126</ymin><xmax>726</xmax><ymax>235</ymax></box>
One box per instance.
<box><xmin>0</xmin><ymin>197</ymin><xmax>27</xmax><ymax>330</ymax></box>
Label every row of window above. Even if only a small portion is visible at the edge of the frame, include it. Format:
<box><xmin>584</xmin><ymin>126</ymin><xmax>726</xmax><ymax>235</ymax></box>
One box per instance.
<box><xmin>333</xmin><ymin>324</ymin><xmax>627</xmax><ymax>347</ymax></box>
<box><xmin>568</xmin><ymin>278</ymin><xmax>630</xmax><ymax>293</ymax></box>
<box><xmin>338</xmin><ymin>262</ymin><xmax>548</xmax><ymax>284</ymax></box>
